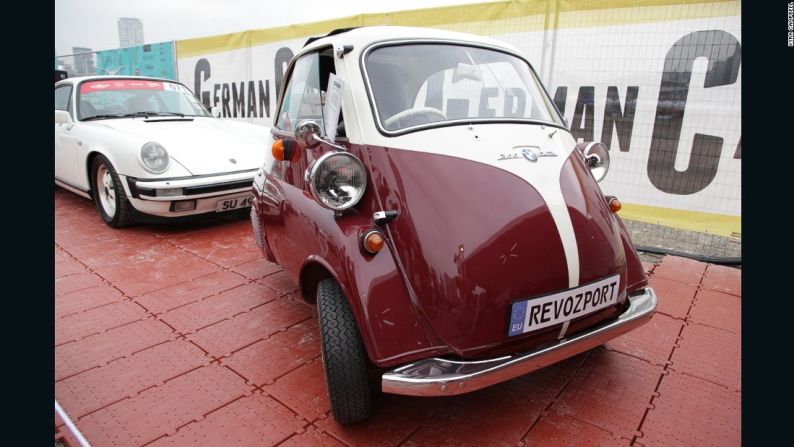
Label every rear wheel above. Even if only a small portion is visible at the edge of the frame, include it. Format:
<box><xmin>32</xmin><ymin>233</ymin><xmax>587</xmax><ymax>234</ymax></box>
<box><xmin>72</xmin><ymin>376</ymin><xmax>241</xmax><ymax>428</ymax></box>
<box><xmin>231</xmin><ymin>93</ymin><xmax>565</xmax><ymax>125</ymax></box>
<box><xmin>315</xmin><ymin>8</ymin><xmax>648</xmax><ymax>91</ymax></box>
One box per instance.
<box><xmin>316</xmin><ymin>278</ymin><xmax>372</xmax><ymax>424</ymax></box>
<box><xmin>91</xmin><ymin>155</ymin><xmax>133</xmax><ymax>227</ymax></box>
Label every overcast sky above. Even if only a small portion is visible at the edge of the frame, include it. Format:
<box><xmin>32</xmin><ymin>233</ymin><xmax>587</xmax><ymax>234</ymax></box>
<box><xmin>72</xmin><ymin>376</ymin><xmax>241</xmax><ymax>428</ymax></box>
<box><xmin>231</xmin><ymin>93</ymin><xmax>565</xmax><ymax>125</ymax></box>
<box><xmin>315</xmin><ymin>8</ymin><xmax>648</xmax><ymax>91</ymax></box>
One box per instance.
<box><xmin>55</xmin><ymin>0</ymin><xmax>500</xmax><ymax>56</ymax></box>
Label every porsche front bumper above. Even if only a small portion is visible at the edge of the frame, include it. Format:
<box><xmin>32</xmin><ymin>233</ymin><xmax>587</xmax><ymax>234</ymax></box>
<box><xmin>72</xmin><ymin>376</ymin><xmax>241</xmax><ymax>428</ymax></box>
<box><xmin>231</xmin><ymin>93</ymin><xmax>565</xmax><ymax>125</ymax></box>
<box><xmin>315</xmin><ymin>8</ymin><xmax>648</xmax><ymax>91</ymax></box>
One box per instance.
<box><xmin>122</xmin><ymin>169</ymin><xmax>257</xmax><ymax>217</ymax></box>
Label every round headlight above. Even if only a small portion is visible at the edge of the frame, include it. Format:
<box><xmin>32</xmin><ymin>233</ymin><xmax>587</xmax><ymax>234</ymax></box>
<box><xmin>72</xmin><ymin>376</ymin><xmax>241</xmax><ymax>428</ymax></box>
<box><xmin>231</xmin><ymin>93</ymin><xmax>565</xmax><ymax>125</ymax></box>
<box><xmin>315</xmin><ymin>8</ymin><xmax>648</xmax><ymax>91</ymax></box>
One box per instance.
<box><xmin>140</xmin><ymin>142</ymin><xmax>169</xmax><ymax>174</ymax></box>
<box><xmin>308</xmin><ymin>151</ymin><xmax>367</xmax><ymax>211</ymax></box>
<box><xmin>582</xmin><ymin>142</ymin><xmax>610</xmax><ymax>182</ymax></box>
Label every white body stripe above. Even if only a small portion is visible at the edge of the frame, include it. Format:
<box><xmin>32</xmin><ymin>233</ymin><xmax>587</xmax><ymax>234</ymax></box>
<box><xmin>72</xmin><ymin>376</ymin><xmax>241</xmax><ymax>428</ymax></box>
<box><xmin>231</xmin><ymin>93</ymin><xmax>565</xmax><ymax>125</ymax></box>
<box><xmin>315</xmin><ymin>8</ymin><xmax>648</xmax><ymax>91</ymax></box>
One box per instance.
<box><xmin>358</xmin><ymin>123</ymin><xmax>581</xmax><ymax>289</ymax></box>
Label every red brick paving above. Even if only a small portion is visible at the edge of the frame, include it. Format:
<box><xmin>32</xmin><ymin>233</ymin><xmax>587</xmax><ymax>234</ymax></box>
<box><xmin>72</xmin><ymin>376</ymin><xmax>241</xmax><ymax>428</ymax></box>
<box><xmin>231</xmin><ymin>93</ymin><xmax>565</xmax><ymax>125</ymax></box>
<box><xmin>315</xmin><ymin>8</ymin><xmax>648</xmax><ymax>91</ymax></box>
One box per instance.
<box><xmin>53</xmin><ymin>189</ymin><xmax>741</xmax><ymax>446</ymax></box>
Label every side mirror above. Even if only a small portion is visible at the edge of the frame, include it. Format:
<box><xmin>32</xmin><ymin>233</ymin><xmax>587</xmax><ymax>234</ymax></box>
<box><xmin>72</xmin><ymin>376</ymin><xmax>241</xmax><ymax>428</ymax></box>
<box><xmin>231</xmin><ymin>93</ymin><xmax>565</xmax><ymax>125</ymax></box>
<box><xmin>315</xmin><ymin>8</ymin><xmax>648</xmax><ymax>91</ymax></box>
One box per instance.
<box><xmin>577</xmin><ymin>142</ymin><xmax>610</xmax><ymax>182</ymax></box>
<box><xmin>55</xmin><ymin>110</ymin><xmax>73</xmax><ymax>125</ymax></box>
<box><xmin>294</xmin><ymin>120</ymin><xmax>323</xmax><ymax>148</ymax></box>
<box><xmin>210</xmin><ymin>106</ymin><xmax>221</xmax><ymax>118</ymax></box>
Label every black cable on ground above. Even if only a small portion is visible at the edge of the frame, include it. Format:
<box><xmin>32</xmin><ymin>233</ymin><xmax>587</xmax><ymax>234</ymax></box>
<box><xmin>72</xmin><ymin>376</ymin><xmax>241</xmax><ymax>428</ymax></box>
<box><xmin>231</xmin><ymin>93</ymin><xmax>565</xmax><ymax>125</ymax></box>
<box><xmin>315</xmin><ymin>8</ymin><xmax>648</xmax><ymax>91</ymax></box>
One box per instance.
<box><xmin>636</xmin><ymin>245</ymin><xmax>741</xmax><ymax>266</ymax></box>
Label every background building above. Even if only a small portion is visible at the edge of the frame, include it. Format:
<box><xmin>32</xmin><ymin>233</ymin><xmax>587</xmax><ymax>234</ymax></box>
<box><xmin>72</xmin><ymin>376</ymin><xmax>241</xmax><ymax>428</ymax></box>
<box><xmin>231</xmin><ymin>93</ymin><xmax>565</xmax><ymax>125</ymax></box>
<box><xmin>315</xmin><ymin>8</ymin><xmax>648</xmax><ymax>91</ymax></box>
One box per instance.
<box><xmin>71</xmin><ymin>47</ymin><xmax>95</xmax><ymax>76</ymax></box>
<box><xmin>118</xmin><ymin>18</ymin><xmax>144</xmax><ymax>48</ymax></box>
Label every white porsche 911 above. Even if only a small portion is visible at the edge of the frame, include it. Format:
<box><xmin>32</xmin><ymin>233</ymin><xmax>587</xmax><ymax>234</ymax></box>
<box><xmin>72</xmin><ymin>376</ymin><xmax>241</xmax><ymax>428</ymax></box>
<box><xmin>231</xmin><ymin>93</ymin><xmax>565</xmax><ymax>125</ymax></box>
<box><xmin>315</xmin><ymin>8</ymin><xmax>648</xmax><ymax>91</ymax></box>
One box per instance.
<box><xmin>55</xmin><ymin>76</ymin><xmax>270</xmax><ymax>227</ymax></box>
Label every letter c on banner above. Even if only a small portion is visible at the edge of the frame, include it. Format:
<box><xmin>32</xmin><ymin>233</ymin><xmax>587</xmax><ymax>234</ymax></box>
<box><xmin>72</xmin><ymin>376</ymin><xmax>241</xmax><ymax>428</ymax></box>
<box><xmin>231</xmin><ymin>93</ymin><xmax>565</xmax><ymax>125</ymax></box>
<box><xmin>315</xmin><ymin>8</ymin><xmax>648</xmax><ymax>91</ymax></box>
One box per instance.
<box><xmin>194</xmin><ymin>58</ymin><xmax>211</xmax><ymax>109</ymax></box>
<box><xmin>647</xmin><ymin>30</ymin><xmax>741</xmax><ymax>195</ymax></box>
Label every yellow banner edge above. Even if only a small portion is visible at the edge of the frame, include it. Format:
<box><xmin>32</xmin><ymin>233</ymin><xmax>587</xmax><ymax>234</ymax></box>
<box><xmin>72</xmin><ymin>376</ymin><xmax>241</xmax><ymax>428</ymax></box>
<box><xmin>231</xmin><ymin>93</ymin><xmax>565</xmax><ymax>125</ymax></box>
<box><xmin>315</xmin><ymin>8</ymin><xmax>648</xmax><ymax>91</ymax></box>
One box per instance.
<box><xmin>175</xmin><ymin>0</ymin><xmax>740</xmax><ymax>58</ymax></box>
<box><xmin>620</xmin><ymin>203</ymin><xmax>740</xmax><ymax>237</ymax></box>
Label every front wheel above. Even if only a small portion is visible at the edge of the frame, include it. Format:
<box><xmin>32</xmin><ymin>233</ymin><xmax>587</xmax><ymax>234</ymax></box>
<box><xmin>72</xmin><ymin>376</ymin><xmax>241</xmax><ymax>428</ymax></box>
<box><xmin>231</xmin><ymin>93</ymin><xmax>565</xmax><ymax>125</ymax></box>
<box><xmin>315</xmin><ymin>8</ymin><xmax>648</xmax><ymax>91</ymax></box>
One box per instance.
<box><xmin>91</xmin><ymin>155</ymin><xmax>133</xmax><ymax>227</ymax></box>
<box><xmin>316</xmin><ymin>278</ymin><xmax>372</xmax><ymax>424</ymax></box>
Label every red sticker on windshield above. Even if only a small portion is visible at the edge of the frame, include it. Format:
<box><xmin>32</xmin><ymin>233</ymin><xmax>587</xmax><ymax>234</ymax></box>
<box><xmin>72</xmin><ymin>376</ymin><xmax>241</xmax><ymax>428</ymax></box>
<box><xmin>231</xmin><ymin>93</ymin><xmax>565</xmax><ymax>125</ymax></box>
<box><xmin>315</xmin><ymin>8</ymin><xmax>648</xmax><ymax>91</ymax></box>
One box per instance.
<box><xmin>81</xmin><ymin>80</ymin><xmax>165</xmax><ymax>93</ymax></box>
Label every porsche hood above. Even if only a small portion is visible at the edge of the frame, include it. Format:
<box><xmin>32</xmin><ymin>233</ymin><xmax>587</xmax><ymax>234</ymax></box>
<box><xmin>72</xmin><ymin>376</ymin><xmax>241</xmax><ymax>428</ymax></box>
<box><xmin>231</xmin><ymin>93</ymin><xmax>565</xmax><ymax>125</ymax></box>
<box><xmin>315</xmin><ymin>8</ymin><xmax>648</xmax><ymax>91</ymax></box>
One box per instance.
<box><xmin>93</xmin><ymin>117</ymin><xmax>268</xmax><ymax>175</ymax></box>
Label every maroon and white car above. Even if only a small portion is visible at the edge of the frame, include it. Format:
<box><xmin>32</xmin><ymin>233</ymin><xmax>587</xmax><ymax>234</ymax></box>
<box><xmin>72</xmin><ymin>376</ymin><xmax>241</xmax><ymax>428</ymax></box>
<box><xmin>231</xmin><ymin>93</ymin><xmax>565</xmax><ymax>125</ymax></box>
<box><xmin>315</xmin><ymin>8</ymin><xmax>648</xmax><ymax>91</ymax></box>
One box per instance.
<box><xmin>251</xmin><ymin>26</ymin><xmax>657</xmax><ymax>424</ymax></box>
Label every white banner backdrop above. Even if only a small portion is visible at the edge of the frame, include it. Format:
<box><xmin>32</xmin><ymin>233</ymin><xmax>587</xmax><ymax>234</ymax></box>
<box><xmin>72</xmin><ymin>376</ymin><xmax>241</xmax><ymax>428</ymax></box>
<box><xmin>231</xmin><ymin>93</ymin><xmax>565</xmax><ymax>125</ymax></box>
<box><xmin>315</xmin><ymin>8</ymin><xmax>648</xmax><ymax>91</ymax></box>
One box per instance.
<box><xmin>175</xmin><ymin>1</ymin><xmax>740</xmax><ymax>235</ymax></box>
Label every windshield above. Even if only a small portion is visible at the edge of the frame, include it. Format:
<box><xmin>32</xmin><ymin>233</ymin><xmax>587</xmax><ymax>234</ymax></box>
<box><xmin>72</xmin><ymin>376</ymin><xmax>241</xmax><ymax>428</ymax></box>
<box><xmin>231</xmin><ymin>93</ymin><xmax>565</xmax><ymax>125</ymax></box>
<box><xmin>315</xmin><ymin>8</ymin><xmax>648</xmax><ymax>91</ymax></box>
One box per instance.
<box><xmin>77</xmin><ymin>79</ymin><xmax>211</xmax><ymax>120</ymax></box>
<box><xmin>364</xmin><ymin>43</ymin><xmax>563</xmax><ymax>133</ymax></box>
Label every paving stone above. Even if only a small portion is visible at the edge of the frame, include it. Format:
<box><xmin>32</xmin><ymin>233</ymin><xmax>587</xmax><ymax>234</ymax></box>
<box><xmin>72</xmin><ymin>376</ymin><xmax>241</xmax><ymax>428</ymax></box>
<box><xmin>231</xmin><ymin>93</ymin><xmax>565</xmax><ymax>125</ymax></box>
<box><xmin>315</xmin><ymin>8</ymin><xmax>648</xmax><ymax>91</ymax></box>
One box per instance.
<box><xmin>524</xmin><ymin>409</ymin><xmax>631</xmax><ymax>446</ymax></box>
<box><xmin>266</xmin><ymin>360</ymin><xmax>330</xmax><ymax>422</ymax></box>
<box><xmin>553</xmin><ymin>349</ymin><xmax>662</xmax><ymax>439</ymax></box>
<box><xmin>605</xmin><ymin>313</ymin><xmax>683</xmax><ymax>366</ymax></box>
<box><xmin>279</xmin><ymin>427</ymin><xmax>346</xmax><ymax>447</ymax></box>
<box><xmin>639</xmin><ymin>372</ymin><xmax>740</xmax><ymax>446</ymax></box>
<box><xmin>163</xmin><ymin>223</ymin><xmax>260</xmax><ymax>268</ymax></box>
<box><xmin>402</xmin><ymin>387</ymin><xmax>542</xmax><ymax>447</ymax></box>
<box><xmin>671</xmin><ymin>323</ymin><xmax>741</xmax><ymax>391</ymax></box>
<box><xmin>320</xmin><ymin>392</ymin><xmax>452</xmax><ymax>447</ymax></box>
<box><xmin>222</xmin><ymin>318</ymin><xmax>320</xmax><ymax>386</ymax></box>
<box><xmin>498</xmin><ymin>353</ymin><xmax>587</xmax><ymax>405</ymax></box>
<box><xmin>55</xmin><ymin>247</ymin><xmax>71</xmax><ymax>263</ymax></box>
<box><xmin>148</xmin><ymin>392</ymin><xmax>305</xmax><ymax>447</ymax></box>
<box><xmin>231</xmin><ymin>258</ymin><xmax>283</xmax><ymax>280</ymax></box>
<box><xmin>700</xmin><ymin>264</ymin><xmax>741</xmax><ymax>296</ymax></box>
<box><xmin>68</xmin><ymin>239</ymin><xmax>220</xmax><ymax>296</ymax></box>
<box><xmin>56</xmin><ymin>258</ymin><xmax>88</xmax><ymax>278</ymax></box>
<box><xmin>647</xmin><ymin>276</ymin><xmax>697</xmax><ymax>320</ymax></box>
<box><xmin>55</xmin><ymin>319</ymin><xmax>175</xmax><ymax>381</ymax></box>
<box><xmin>55</xmin><ymin>213</ymin><xmax>125</xmax><ymax>249</ymax></box>
<box><xmin>55</xmin><ymin>272</ymin><xmax>106</xmax><ymax>296</ymax></box>
<box><xmin>689</xmin><ymin>289</ymin><xmax>740</xmax><ymax>334</ymax></box>
<box><xmin>56</xmin><ymin>301</ymin><xmax>148</xmax><ymax>345</ymax></box>
<box><xmin>188</xmin><ymin>297</ymin><xmax>313</xmax><ymax>358</ymax></box>
<box><xmin>160</xmin><ymin>283</ymin><xmax>275</xmax><ymax>334</ymax></box>
<box><xmin>259</xmin><ymin>270</ymin><xmax>299</xmax><ymax>295</ymax></box>
<box><xmin>651</xmin><ymin>256</ymin><xmax>707</xmax><ymax>286</ymax></box>
<box><xmin>56</xmin><ymin>340</ymin><xmax>208</xmax><ymax>418</ymax></box>
<box><xmin>55</xmin><ymin>285</ymin><xmax>125</xmax><ymax>318</ymax></box>
<box><xmin>77</xmin><ymin>365</ymin><xmax>251</xmax><ymax>447</ymax></box>
<box><xmin>135</xmin><ymin>270</ymin><xmax>247</xmax><ymax>315</ymax></box>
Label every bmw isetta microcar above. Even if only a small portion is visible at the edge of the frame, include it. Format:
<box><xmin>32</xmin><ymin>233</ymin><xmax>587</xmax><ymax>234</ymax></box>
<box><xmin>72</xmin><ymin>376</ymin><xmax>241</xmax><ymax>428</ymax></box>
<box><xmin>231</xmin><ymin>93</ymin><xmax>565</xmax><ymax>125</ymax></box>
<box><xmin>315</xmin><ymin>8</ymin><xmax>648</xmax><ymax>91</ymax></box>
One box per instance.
<box><xmin>251</xmin><ymin>26</ymin><xmax>657</xmax><ymax>424</ymax></box>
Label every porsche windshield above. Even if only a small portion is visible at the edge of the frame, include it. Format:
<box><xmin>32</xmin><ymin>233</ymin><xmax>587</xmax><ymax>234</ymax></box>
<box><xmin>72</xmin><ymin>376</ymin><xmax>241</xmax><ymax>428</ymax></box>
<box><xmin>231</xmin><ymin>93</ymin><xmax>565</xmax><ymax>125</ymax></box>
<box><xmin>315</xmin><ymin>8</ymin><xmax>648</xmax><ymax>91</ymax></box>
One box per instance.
<box><xmin>77</xmin><ymin>79</ymin><xmax>211</xmax><ymax>120</ymax></box>
<box><xmin>364</xmin><ymin>43</ymin><xmax>563</xmax><ymax>132</ymax></box>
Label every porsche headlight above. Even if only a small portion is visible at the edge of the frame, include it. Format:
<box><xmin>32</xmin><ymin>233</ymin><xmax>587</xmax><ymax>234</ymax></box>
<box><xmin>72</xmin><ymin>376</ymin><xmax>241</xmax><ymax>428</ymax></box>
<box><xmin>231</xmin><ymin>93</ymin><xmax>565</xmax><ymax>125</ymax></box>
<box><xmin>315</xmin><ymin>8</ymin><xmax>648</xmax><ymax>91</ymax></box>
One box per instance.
<box><xmin>308</xmin><ymin>151</ymin><xmax>367</xmax><ymax>211</ymax></box>
<box><xmin>140</xmin><ymin>142</ymin><xmax>169</xmax><ymax>174</ymax></box>
<box><xmin>582</xmin><ymin>142</ymin><xmax>610</xmax><ymax>182</ymax></box>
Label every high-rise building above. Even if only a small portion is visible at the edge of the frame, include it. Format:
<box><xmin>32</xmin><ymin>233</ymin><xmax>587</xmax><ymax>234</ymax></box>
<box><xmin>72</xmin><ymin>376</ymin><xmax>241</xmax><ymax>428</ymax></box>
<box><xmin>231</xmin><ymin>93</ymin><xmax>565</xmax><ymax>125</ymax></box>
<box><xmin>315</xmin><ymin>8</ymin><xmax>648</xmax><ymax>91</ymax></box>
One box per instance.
<box><xmin>118</xmin><ymin>18</ymin><xmax>144</xmax><ymax>48</ymax></box>
<box><xmin>72</xmin><ymin>47</ymin><xmax>95</xmax><ymax>76</ymax></box>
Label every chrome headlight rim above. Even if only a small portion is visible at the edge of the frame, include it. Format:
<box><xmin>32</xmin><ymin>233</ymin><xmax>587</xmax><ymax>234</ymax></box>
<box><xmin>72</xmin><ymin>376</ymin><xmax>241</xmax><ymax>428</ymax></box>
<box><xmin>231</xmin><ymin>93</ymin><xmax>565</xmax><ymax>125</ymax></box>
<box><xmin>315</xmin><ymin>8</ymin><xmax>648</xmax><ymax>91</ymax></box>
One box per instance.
<box><xmin>307</xmin><ymin>151</ymin><xmax>367</xmax><ymax>211</ymax></box>
<box><xmin>582</xmin><ymin>141</ymin><xmax>610</xmax><ymax>182</ymax></box>
<box><xmin>139</xmin><ymin>141</ymin><xmax>170</xmax><ymax>174</ymax></box>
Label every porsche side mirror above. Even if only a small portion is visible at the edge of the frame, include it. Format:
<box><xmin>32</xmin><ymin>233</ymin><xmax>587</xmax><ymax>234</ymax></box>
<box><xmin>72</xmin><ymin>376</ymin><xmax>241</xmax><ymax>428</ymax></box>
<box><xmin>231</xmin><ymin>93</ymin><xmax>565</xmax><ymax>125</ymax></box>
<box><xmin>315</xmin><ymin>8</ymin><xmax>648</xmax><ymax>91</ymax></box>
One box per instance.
<box><xmin>55</xmin><ymin>110</ymin><xmax>73</xmax><ymax>125</ymax></box>
<box><xmin>210</xmin><ymin>106</ymin><xmax>221</xmax><ymax>118</ymax></box>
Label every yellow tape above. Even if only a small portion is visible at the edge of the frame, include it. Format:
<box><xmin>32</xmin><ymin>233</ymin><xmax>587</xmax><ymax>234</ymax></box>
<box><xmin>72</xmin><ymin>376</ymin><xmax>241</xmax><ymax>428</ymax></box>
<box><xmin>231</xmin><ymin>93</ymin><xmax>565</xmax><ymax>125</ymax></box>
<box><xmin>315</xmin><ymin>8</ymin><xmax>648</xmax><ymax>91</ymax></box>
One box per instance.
<box><xmin>619</xmin><ymin>203</ymin><xmax>740</xmax><ymax>237</ymax></box>
<box><xmin>176</xmin><ymin>0</ymin><xmax>740</xmax><ymax>58</ymax></box>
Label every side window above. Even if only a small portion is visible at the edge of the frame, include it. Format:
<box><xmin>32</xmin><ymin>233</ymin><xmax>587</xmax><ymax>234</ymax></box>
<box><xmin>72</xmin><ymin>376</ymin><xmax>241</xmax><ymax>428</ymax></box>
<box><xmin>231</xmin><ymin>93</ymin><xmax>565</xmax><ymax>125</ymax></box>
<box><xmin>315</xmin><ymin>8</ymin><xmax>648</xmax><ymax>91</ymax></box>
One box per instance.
<box><xmin>276</xmin><ymin>48</ymin><xmax>344</xmax><ymax>137</ymax></box>
<box><xmin>55</xmin><ymin>85</ymin><xmax>72</xmax><ymax>112</ymax></box>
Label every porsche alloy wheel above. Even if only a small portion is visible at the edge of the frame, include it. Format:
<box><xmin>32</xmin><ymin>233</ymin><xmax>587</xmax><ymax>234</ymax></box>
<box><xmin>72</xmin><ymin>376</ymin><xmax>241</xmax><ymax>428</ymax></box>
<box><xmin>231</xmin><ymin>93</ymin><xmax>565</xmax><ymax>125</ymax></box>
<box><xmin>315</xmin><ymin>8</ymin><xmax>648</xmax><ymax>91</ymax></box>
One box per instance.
<box><xmin>92</xmin><ymin>155</ymin><xmax>133</xmax><ymax>227</ymax></box>
<box><xmin>316</xmin><ymin>278</ymin><xmax>373</xmax><ymax>424</ymax></box>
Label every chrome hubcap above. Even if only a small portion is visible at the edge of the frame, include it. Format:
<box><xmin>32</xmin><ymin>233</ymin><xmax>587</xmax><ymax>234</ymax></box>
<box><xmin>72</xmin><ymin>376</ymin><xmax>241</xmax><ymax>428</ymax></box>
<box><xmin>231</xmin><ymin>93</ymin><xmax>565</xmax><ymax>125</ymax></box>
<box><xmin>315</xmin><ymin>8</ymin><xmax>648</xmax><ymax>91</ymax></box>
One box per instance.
<box><xmin>96</xmin><ymin>165</ymin><xmax>116</xmax><ymax>217</ymax></box>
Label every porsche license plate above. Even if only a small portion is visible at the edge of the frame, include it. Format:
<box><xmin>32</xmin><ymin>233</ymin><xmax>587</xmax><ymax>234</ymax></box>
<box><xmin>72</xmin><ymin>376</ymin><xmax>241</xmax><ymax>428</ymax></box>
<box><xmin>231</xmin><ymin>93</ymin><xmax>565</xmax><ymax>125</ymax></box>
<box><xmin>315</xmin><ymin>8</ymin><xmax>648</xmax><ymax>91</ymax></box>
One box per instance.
<box><xmin>508</xmin><ymin>274</ymin><xmax>621</xmax><ymax>337</ymax></box>
<box><xmin>216</xmin><ymin>195</ymin><xmax>253</xmax><ymax>212</ymax></box>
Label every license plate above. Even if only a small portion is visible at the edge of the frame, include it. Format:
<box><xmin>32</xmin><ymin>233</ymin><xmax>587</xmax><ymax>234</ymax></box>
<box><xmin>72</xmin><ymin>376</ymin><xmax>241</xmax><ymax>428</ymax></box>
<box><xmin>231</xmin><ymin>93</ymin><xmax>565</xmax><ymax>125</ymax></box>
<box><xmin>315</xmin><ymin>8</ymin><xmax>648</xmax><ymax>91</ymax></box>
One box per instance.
<box><xmin>508</xmin><ymin>274</ymin><xmax>621</xmax><ymax>337</ymax></box>
<box><xmin>216</xmin><ymin>195</ymin><xmax>253</xmax><ymax>212</ymax></box>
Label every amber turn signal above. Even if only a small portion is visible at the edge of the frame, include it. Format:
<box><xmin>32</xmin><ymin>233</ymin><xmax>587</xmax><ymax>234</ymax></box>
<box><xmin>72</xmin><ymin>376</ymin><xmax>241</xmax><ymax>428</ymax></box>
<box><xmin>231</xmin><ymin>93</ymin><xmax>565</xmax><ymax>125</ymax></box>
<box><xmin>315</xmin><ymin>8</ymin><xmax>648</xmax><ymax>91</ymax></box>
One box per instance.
<box><xmin>362</xmin><ymin>230</ymin><xmax>385</xmax><ymax>254</ymax></box>
<box><xmin>272</xmin><ymin>139</ymin><xmax>285</xmax><ymax>160</ymax></box>
<box><xmin>272</xmin><ymin>139</ymin><xmax>301</xmax><ymax>162</ymax></box>
<box><xmin>608</xmin><ymin>196</ymin><xmax>622</xmax><ymax>213</ymax></box>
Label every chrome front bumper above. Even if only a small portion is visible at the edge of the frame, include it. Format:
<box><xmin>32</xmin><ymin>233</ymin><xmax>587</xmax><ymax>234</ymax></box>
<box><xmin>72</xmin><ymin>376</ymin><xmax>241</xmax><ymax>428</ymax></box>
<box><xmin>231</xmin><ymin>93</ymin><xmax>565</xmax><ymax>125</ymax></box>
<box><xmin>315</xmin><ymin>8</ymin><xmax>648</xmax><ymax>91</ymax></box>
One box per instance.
<box><xmin>382</xmin><ymin>287</ymin><xmax>657</xmax><ymax>397</ymax></box>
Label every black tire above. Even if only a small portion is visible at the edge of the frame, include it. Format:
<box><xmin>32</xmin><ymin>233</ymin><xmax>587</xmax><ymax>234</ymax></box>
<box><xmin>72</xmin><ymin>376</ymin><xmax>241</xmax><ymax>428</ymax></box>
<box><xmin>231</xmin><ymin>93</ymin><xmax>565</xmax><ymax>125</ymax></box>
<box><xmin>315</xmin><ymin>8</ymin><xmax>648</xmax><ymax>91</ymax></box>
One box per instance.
<box><xmin>316</xmin><ymin>278</ymin><xmax>372</xmax><ymax>424</ymax></box>
<box><xmin>91</xmin><ymin>155</ymin><xmax>133</xmax><ymax>227</ymax></box>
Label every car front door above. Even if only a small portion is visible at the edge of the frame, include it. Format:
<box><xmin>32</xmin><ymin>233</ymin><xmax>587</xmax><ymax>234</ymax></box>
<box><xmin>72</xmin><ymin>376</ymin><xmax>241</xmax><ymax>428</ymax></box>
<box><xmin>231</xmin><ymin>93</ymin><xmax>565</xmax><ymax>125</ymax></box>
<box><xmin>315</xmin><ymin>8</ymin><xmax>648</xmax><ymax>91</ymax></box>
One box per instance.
<box><xmin>263</xmin><ymin>47</ymin><xmax>348</xmax><ymax>271</ymax></box>
<box><xmin>54</xmin><ymin>84</ymin><xmax>84</xmax><ymax>190</ymax></box>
